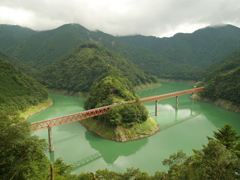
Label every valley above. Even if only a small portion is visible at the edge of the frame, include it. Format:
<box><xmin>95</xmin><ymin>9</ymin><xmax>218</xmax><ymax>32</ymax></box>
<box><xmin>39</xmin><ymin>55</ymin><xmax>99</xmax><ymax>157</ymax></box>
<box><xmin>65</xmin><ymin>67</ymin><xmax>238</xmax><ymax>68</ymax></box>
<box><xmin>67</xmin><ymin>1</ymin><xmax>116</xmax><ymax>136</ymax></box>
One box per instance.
<box><xmin>1</xmin><ymin>23</ymin><xmax>240</xmax><ymax>179</ymax></box>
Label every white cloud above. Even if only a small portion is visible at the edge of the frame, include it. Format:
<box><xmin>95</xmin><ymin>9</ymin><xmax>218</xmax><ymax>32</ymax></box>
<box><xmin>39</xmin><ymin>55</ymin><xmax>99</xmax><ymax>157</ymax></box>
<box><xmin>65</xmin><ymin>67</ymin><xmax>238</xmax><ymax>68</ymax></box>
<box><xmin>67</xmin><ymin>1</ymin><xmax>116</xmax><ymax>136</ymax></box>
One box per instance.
<box><xmin>0</xmin><ymin>0</ymin><xmax>240</xmax><ymax>37</ymax></box>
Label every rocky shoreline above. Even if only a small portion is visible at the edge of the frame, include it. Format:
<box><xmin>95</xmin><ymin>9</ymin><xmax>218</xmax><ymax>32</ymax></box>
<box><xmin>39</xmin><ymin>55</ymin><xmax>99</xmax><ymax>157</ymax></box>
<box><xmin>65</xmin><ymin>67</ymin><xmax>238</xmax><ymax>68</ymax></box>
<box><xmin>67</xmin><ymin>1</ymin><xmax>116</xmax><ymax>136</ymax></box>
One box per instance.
<box><xmin>193</xmin><ymin>94</ymin><xmax>240</xmax><ymax>113</ymax></box>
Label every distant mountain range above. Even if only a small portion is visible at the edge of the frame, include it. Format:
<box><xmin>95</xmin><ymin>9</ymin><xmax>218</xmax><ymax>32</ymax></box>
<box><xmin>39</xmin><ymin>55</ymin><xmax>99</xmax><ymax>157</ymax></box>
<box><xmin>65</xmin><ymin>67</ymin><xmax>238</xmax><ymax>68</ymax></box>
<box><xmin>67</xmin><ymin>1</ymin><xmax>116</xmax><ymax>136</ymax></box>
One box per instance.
<box><xmin>1</xmin><ymin>23</ymin><xmax>240</xmax><ymax>80</ymax></box>
<box><xmin>119</xmin><ymin>25</ymin><xmax>240</xmax><ymax>67</ymax></box>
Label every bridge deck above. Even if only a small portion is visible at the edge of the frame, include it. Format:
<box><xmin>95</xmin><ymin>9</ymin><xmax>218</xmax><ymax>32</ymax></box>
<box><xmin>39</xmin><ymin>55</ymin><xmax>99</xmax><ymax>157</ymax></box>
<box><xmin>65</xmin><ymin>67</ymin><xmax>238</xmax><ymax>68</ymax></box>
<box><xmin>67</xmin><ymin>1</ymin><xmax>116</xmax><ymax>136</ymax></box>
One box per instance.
<box><xmin>29</xmin><ymin>87</ymin><xmax>204</xmax><ymax>131</ymax></box>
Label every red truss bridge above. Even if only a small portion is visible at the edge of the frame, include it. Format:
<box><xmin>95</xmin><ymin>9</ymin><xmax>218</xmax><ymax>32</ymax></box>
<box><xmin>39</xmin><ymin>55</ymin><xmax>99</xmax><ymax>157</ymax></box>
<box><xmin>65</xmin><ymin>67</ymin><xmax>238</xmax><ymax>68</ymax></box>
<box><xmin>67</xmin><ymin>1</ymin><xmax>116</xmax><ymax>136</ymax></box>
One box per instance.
<box><xmin>29</xmin><ymin>87</ymin><xmax>204</xmax><ymax>132</ymax></box>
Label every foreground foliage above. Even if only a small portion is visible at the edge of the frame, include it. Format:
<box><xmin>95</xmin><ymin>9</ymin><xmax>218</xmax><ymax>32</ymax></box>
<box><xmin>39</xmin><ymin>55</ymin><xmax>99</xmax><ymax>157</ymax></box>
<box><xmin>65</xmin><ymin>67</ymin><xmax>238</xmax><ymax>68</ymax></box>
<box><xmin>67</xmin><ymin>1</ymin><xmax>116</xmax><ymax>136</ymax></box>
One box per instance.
<box><xmin>0</xmin><ymin>113</ymin><xmax>49</xmax><ymax>179</ymax></box>
<box><xmin>0</xmin><ymin>112</ymin><xmax>83</xmax><ymax>180</ymax></box>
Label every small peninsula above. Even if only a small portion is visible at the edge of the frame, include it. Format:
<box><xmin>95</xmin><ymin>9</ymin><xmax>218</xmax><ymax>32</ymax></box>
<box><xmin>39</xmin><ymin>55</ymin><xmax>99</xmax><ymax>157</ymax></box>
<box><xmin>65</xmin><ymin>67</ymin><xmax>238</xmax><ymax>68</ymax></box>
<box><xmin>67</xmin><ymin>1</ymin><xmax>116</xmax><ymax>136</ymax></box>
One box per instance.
<box><xmin>82</xmin><ymin>68</ymin><xmax>160</xmax><ymax>142</ymax></box>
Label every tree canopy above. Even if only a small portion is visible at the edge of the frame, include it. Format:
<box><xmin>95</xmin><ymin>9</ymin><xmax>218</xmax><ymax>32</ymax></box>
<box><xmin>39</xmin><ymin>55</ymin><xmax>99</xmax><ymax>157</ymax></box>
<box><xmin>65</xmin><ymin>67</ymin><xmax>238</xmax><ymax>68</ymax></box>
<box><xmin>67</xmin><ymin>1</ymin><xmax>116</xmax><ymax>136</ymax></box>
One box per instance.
<box><xmin>199</xmin><ymin>48</ymin><xmax>240</xmax><ymax>104</ymax></box>
<box><xmin>0</xmin><ymin>58</ymin><xmax>48</xmax><ymax>114</ymax></box>
<box><xmin>39</xmin><ymin>43</ymin><xmax>157</xmax><ymax>93</ymax></box>
<box><xmin>84</xmin><ymin>68</ymin><xmax>149</xmax><ymax>127</ymax></box>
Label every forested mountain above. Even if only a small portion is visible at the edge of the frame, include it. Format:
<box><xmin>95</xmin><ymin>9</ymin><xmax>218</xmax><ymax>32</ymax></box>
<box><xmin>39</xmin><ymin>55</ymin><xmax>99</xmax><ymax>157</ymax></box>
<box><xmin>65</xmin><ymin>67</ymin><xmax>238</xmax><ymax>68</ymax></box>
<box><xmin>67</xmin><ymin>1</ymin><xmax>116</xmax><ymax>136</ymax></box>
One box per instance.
<box><xmin>0</xmin><ymin>51</ymin><xmax>37</xmax><ymax>76</ymax></box>
<box><xmin>1</xmin><ymin>23</ymin><xmax>240</xmax><ymax>80</ymax></box>
<box><xmin>119</xmin><ymin>25</ymin><xmax>240</xmax><ymax>74</ymax></box>
<box><xmin>3</xmin><ymin>24</ymin><xmax>168</xmax><ymax>73</ymax></box>
<box><xmin>199</xmin><ymin>48</ymin><xmax>240</xmax><ymax>104</ymax></box>
<box><xmin>0</xmin><ymin>24</ymin><xmax>36</xmax><ymax>51</ymax></box>
<box><xmin>39</xmin><ymin>43</ymin><xmax>158</xmax><ymax>93</ymax></box>
<box><xmin>6</xmin><ymin>24</ymin><xmax>87</xmax><ymax>69</ymax></box>
<box><xmin>0</xmin><ymin>58</ymin><xmax>48</xmax><ymax>114</ymax></box>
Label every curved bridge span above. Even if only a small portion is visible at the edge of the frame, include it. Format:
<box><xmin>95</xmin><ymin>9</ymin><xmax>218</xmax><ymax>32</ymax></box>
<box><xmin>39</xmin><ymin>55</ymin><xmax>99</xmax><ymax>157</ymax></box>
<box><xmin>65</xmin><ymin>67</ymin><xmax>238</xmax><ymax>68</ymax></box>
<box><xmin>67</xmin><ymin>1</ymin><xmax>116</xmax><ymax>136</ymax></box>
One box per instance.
<box><xmin>30</xmin><ymin>87</ymin><xmax>204</xmax><ymax>132</ymax></box>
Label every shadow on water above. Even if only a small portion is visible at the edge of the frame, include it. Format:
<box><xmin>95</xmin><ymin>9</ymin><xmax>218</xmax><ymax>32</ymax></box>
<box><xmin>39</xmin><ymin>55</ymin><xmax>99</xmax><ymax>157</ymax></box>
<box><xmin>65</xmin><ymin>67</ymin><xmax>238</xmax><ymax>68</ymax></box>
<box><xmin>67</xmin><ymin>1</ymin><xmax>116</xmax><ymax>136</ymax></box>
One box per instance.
<box><xmin>84</xmin><ymin>131</ymin><xmax>148</xmax><ymax>164</ymax></box>
<box><xmin>71</xmin><ymin>152</ymin><xmax>102</xmax><ymax>171</ymax></box>
<box><xmin>56</xmin><ymin>131</ymin><xmax>149</xmax><ymax>171</ymax></box>
<box><xmin>160</xmin><ymin>111</ymin><xmax>201</xmax><ymax>131</ymax></box>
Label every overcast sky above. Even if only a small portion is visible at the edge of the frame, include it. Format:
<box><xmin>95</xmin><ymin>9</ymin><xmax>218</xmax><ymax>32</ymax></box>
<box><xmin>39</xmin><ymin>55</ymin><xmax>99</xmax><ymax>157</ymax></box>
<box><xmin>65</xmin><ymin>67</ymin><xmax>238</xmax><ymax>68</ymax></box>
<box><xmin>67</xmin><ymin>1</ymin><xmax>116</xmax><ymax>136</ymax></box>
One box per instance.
<box><xmin>0</xmin><ymin>0</ymin><xmax>240</xmax><ymax>37</ymax></box>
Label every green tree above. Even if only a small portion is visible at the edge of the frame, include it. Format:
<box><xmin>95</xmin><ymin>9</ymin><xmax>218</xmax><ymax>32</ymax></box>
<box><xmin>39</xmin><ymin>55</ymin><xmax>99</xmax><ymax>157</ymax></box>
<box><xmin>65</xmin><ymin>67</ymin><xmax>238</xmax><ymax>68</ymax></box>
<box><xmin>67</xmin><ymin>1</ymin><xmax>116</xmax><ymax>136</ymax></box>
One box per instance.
<box><xmin>211</xmin><ymin>124</ymin><xmax>240</xmax><ymax>149</ymax></box>
<box><xmin>189</xmin><ymin>140</ymin><xmax>240</xmax><ymax>180</ymax></box>
<box><xmin>162</xmin><ymin>150</ymin><xmax>188</xmax><ymax>179</ymax></box>
<box><xmin>0</xmin><ymin>112</ymin><xmax>49</xmax><ymax>179</ymax></box>
<box><xmin>163</xmin><ymin>124</ymin><xmax>240</xmax><ymax>180</ymax></box>
<box><xmin>53</xmin><ymin>157</ymin><xmax>77</xmax><ymax>180</ymax></box>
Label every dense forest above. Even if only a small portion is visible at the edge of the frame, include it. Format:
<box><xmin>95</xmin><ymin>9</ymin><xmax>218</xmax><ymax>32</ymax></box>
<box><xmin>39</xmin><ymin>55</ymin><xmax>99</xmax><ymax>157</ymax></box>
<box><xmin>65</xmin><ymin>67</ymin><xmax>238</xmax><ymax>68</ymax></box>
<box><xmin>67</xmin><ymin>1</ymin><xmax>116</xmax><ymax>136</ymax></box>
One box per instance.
<box><xmin>1</xmin><ymin>24</ymin><xmax>240</xmax><ymax>80</ymax></box>
<box><xmin>198</xmin><ymin>48</ymin><xmax>240</xmax><ymax>105</ymax></box>
<box><xmin>0</xmin><ymin>24</ymin><xmax>36</xmax><ymax>52</ymax></box>
<box><xmin>82</xmin><ymin>66</ymin><xmax>160</xmax><ymax>142</ymax></box>
<box><xmin>0</xmin><ymin>58</ymin><xmax>48</xmax><ymax>114</ymax></box>
<box><xmin>119</xmin><ymin>25</ymin><xmax>240</xmax><ymax>71</ymax></box>
<box><xmin>0</xmin><ymin>50</ymin><xmax>37</xmax><ymax>76</ymax></box>
<box><xmin>84</xmin><ymin>68</ymin><xmax>149</xmax><ymax>127</ymax></box>
<box><xmin>38</xmin><ymin>43</ymin><xmax>158</xmax><ymax>93</ymax></box>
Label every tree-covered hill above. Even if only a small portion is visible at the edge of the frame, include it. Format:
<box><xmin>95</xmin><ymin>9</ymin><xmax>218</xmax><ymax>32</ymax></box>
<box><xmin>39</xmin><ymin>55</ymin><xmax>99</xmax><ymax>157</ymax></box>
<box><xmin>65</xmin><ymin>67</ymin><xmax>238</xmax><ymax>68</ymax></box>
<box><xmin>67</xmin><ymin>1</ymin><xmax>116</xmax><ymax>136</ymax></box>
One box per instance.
<box><xmin>5</xmin><ymin>24</ymin><xmax>88</xmax><ymax>69</ymax></box>
<box><xmin>0</xmin><ymin>50</ymin><xmax>37</xmax><ymax>76</ymax></box>
<box><xmin>84</xmin><ymin>74</ymin><xmax>149</xmax><ymax>127</ymax></box>
<box><xmin>0</xmin><ymin>24</ymin><xmax>36</xmax><ymax>52</ymax></box>
<box><xmin>2</xmin><ymin>23</ymin><xmax>240</xmax><ymax>80</ymax></box>
<box><xmin>119</xmin><ymin>25</ymin><xmax>240</xmax><ymax>77</ymax></box>
<box><xmin>198</xmin><ymin>48</ymin><xmax>240</xmax><ymax>105</ymax></box>
<box><xmin>0</xmin><ymin>58</ymin><xmax>48</xmax><ymax>114</ymax></box>
<box><xmin>2</xmin><ymin>24</ymin><xmax>172</xmax><ymax>76</ymax></box>
<box><xmin>83</xmin><ymin>62</ymin><xmax>159</xmax><ymax>141</ymax></box>
<box><xmin>39</xmin><ymin>43</ymin><xmax>158</xmax><ymax>93</ymax></box>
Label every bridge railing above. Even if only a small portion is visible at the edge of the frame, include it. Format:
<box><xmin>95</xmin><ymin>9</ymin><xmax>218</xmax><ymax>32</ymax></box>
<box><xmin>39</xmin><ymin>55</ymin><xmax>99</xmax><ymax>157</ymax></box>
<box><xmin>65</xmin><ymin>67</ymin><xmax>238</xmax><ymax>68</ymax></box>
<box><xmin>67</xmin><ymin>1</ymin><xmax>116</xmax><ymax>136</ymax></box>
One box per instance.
<box><xmin>29</xmin><ymin>104</ymin><xmax>113</xmax><ymax>131</ymax></box>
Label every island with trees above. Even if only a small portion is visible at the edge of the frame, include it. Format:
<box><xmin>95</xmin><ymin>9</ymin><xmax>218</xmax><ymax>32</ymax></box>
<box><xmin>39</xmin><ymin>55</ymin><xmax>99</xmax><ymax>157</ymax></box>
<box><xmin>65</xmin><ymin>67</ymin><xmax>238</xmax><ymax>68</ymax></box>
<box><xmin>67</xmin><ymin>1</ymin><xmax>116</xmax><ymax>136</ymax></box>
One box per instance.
<box><xmin>83</xmin><ymin>67</ymin><xmax>159</xmax><ymax>142</ymax></box>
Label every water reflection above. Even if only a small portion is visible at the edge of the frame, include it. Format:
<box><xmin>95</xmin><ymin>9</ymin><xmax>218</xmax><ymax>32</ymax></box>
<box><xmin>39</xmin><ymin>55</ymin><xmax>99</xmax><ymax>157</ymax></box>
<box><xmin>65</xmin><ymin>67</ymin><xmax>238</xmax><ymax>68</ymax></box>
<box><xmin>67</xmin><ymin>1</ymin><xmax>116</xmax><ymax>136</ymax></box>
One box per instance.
<box><xmin>85</xmin><ymin>131</ymin><xmax>148</xmax><ymax>164</ymax></box>
<box><xmin>154</xmin><ymin>104</ymin><xmax>201</xmax><ymax>130</ymax></box>
<box><xmin>71</xmin><ymin>152</ymin><xmax>102</xmax><ymax>171</ymax></box>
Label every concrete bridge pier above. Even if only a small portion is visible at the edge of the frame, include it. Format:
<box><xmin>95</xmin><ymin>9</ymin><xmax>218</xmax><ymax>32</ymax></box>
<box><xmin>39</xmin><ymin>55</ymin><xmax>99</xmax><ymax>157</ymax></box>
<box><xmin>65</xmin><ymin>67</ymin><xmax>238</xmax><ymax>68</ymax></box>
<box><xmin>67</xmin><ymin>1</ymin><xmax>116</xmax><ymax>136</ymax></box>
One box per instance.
<box><xmin>48</xmin><ymin>127</ymin><xmax>54</xmax><ymax>152</ymax></box>
<box><xmin>155</xmin><ymin>101</ymin><xmax>158</xmax><ymax>116</ymax></box>
<box><xmin>176</xmin><ymin>96</ymin><xmax>179</xmax><ymax>109</ymax></box>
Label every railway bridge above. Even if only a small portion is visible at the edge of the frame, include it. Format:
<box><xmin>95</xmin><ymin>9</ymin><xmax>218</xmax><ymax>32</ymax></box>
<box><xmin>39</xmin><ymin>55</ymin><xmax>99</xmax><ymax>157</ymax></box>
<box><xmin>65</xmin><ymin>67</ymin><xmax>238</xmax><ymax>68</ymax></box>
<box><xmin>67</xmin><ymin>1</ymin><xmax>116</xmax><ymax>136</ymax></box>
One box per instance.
<box><xmin>30</xmin><ymin>87</ymin><xmax>204</xmax><ymax>151</ymax></box>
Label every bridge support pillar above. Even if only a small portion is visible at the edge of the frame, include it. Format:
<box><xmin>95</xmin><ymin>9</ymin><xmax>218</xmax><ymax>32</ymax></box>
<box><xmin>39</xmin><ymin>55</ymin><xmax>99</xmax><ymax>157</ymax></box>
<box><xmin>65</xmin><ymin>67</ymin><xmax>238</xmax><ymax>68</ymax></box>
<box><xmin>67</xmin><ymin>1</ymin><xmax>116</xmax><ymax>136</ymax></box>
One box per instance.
<box><xmin>191</xmin><ymin>93</ymin><xmax>194</xmax><ymax>105</ymax></box>
<box><xmin>48</xmin><ymin>127</ymin><xmax>54</xmax><ymax>152</ymax></box>
<box><xmin>176</xmin><ymin>96</ymin><xmax>179</xmax><ymax>109</ymax></box>
<box><xmin>155</xmin><ymin>101</ymin><xmax>158</xmax><ymax>116</ymax></box>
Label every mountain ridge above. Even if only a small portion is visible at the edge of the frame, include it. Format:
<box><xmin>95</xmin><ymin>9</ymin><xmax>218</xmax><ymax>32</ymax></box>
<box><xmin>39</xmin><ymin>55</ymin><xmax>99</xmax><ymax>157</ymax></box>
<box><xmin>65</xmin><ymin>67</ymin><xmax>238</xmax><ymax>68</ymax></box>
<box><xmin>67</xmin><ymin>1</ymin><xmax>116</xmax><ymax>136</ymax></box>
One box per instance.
<box><xmin>1</xmin><ymin>23</ymin><xmax>240</xmax><ymax>80</ymax></box>
<box><xmin>38</xmin><ymin>43</ymin><xmax>158</xmax><ymax>94</ymax></box>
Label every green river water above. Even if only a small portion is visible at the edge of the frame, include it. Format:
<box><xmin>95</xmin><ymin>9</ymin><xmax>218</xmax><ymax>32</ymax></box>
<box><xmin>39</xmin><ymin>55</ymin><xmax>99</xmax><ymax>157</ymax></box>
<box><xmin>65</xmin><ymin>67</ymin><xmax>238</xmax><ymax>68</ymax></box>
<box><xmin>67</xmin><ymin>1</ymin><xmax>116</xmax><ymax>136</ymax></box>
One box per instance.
<box><xmin>27</xmin><ymin>81</ymin><xmax>240</xmax><ymax>175</ymax></box>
